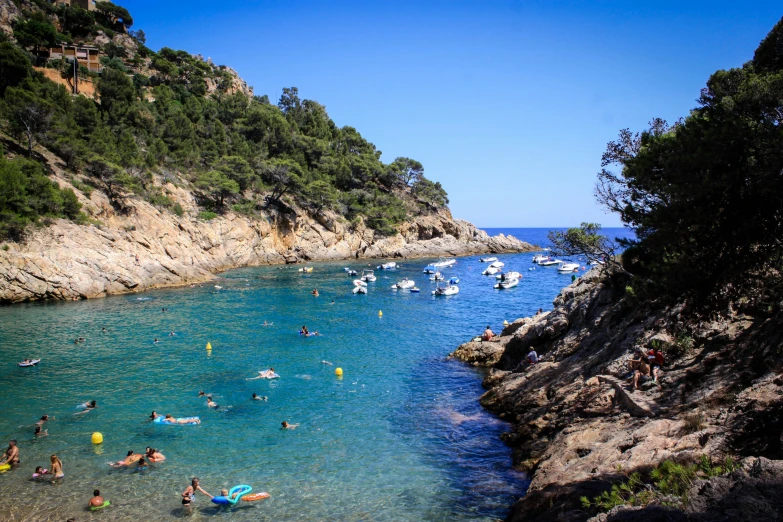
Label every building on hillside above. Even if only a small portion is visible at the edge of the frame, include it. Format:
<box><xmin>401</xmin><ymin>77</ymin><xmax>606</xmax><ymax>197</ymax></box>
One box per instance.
<box><xmin>40</xmin><ymin>44</ymin><xmax>102</xmax><ymax>74</ymax></box>
<box><xmin>53</xmin><ymin>0</ymin><xmax>97</xmax><ymax>11</ymax></box>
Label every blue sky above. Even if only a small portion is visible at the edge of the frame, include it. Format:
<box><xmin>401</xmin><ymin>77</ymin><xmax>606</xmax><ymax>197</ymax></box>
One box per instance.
<box><xmin>128</xmin><ymin>1</ymin><xmax>781</xmax><ymax>227</ymax></box>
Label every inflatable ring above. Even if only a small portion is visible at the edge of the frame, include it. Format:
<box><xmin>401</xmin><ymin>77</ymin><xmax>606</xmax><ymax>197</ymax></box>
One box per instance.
<box><xmin>242</xmin><ymin>492</ymin><xmax>270</xmax><ymax>502</ymax></box>
<box><xmin>89</xmin><ymin>500</ymin><xmax>111</xmax><ymax>511</ymax></box>
<box><xmin>211</xmin><ymin>485</ymin><xmax>252</xmax><ymax>505</ymax></box>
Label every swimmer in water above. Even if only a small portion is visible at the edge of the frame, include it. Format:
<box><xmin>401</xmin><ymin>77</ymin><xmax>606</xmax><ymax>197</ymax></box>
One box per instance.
<box><xmin>163</xmin><ymin>414</ymin><xmax>200</xmax><ymax>425</ymax></box>
<box><xmin>198</xmin><ymin>391</ymin><xmax>206</xmax><ymax>397</ymax></box>
<box><xmin>206</xmin><ymin>396</ymin><xmax>219</xmax><ymax>409</ymax></box>
<box><xmin>311</xmin><ymin>288</ymin><xmax>319</xmax><ymax>296</ymax></box>
<box><xmin>281</xmin><ymin>421</ymin><xmax>299</xmax><ymax>429</ymax></box>
<box><xmin>145</xmin><ymin>447</ymin><xmax>165</xmax><ymax>462</ymax></box>
<box><xmin>108</xmin><ymin>450</ymin><xmax>143</xmax><ymax>467</ymax></box>
<box><xmin>252</xmin><ymin>393</ymin><xmax>267</xmax><ymax>401</ymax></box>
<box><xmin>74</xmin><ymin>400</ymin><xmax>97</xmax><ymax>414</ymax></box>
<box><xmin>149</xmin><ymin>411</ymin><xmax>160</xmax><ymax>420</ymax></box>
<box><xmin>32</xmin><ymin>466</ymin><xmax>49</xmax><ymax>479</ymax></box>
<box><xmin>321</xmin><ymin>360</ymin><xmax>334</xmax><ymax>366</ymax></box>
<box><xmin>330</xmin><ymin>299</ymin><xmax>335</xmax><ymax>305</ymax></box>
<box><xmin>169</xmin><ymin>332</ymin><xmax>176</xmax><ymax>336</ymax></box>
<box><xmin>153</xmin><ymin>338</ymin><xmax>159</xmax><ymax>344</ymax></box>
<box><xmin>50</xmin><ymin>454</ymin><xmax>64</xmax><ymax>478</ymax></box>
<box><xmin>136</xmin><ymin>457</ymin><xmax>147</xmax><ymax>470</ymax></box>
<box><xmin>182</xmin><ymin>477</ymin><xmax>213</xmax><ymax>506</ymax></box>
<box><xmin>101</xmin><ymin>327</ymin><xmax>107</xmax><ymax>333</ymax></box>
<box><xmin>88</xmin><ymin>489</ymin><xmax>105</xmax><ymax>508</ymax></box>
<box><xmin>34</xmin><ymin>426</ymin><xmax>48</xmax><ymax>437</ymax></box>
<box><xmin>36</xmin><ymin>414</ymin><xmax>50</xmax><ymax>426</ymax></box>
<box><xmin>247</xmin><ymin>368</ymin><xmax>276</xmax><ymax>380</ymax></box>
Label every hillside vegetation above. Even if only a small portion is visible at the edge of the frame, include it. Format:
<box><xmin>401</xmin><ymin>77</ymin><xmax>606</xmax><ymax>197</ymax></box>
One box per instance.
<box><xmin>0</xmin><ymin>0</ymin><xmax>448</xmax><ymax>241</ymax></box>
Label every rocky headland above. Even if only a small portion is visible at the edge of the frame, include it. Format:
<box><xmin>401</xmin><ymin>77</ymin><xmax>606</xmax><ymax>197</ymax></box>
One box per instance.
<box><xmin>0</xmin><ymin>147</ymin><xmax>533</xmax><ymax>303</ymax></box>
<box><xmin>450</xmin><ymin>269</ymin><xmax>783</xmax><ymax>521</ymax></box>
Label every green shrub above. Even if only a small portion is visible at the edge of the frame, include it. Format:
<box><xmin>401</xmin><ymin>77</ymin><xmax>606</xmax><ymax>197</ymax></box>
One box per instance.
<box><xmin>172</xmin><ymin>203</ymin><xmax>184</xmax><ymax>217</ymax></box>
<box><xmin>198</xmin><ymin>211</ymin><xmax>217</xmax><ymax>221</ymax></box>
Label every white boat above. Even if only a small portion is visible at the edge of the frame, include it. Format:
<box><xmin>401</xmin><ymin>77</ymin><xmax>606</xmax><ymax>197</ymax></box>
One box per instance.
<box><xmin>537</xmin><ymin>257</ymin><xmax>561</xmax><ymax>266</ymax></box>
<box><xmin>343</xmin><ymin>267</ymin><xmax>351</xmax><ymax>272</ymax></box>
<box><xmin>489</xmin><ymin>260</ymin><xmax>505</xmax><ymax>268</ymax></box>
<box><xmin>430</xmin><ymin>271</ymin><xmax>445</xmax><ymax>281</ymax></box>
<box><xmin>496</xmin><ymin>271</ymin><xmax>521</xmax><ymax>280</ymax></box>
<box><xmin>423</xmin><ymin>265</ymin><xmax>436</xmax><ymax>274</ymax></box>
<box><xmin>449</xmin><ymin>277</ymin><xmax>460</xmax><ymax>284</ymax></box>
<box><xmin>352</xmin><ymin>285</ymin><xmax>367</xmax><ymax>294</ymax></box>
<box><xmin>532</xmin><ymin>249</ymin><xmax>551</xmax><ymax>264</ymax></box>
<box><xmin>378</xmin><ymin>262</ymin><xmax>397</xmax><ymax>270</ymax></box>
<box><xmin>432</xmin><ymin>257</ymin><xmax>456</xmax><ymax>268</ymax></box>
<box><xmin>353</xmin><ymin>279</ymin><xmax>367</xmax><ymax>287</ymax></box>
<box><xmin>494</xmin><ymin>278</ymin><xmax>519</xmax><ymax>289</ymax></box>
<box><xmin>298</xmin><ymin>267</ymin><xmax>313</xmax><ymax>273</ymax></box>
<box><xmin>410</xmin><ymin>287</ymin><xmax>421</xmax><ymax>293</ymax></box>
<box><xmin>347</xmin><ymin>269</ymin><xmax>358</xmax><ymax>276</ymax></box>
<box><xmin>482</xmin><ymin>266</ymin><xmax>499</xmax><ymax>275</ymax></box>
<box><xmin>17</xmin><ymin>359</ymin><xmax>40</xmax><ymax>367</ymax></box>
<box><xmin>391</xmin><ymin>278</ymin><xmax>415</xmax><ymax>290</ymax></box>
<box><xmin>557</xmin><ymin>262</ymin><xmax>580</xmax><ymax>273</ymax></box>
<box><xmin>480</xmin><ymin>256</ymin><xmax>498</xmax><ymax>263</ymax></box>
<box><xmin>432</xmin><ymin>283</ymin><xmax>459</xmax><ymax>296</ymax></box>
<box><xmin>360</xmin><ymin>270</ymin><xmax>376</xmax><ymax>282</ymax></box>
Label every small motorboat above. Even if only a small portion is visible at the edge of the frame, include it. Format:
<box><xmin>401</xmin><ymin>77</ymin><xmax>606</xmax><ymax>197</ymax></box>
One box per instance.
<box><xmin>343</xmin><ymin>267</ymin><xmax>351</xmax><ymax>272</ymax></box>
<box><xmin>378</xmin><ymin>262</ymin><xmax>397</xmax><ymax>270</ymax></box>
<box><xmin>494</xmin><ymin>278</ymin><xmax>519</xmax><ymax>289</ymax></box>
<box><xmin>482</xmin><ymin>266</ymin><xmax>499</xmax><ymax>276</ymax></box>
<box><xmin>480</xmin><ymin>256</ymin><xmax>498</xmax><ymax>263</ymax></box>
<box><xmin>392</xmin><ymin>278</ymin><xmax>415</xmax><ymax>290</ymax></box>
<box><xmin>532</xmin><ymin>249</ymin><xmax>551</xmax><ymax>264</ymax></box>
<box><xmin>17</xmin><ymin>359</ymin><xmax>40</xmax><ymax>367</ymax></box>
<box><xmin>449</xmin><ymin>277</ymin><xmax>460</xmax><ymax>284</ymax></box>
<box><xmin>410</xmin><ymin>287</ymin><xmax>421</xmax><ymax>293</ymax></box>
<box><xmin>537</xmin><ymin>257</ymin><xmax>561</xmax><ymax>266</ymax></box>
<box><xmin>423</xmin><ymin>264</ymin><xmax>436</xmax><ymax>274</ymax></box>
<box><xmin>557</xmin><ymin>262</ymin><xmax>580</xmax><ymax>273</ymax></box>
<box><xmin>298</xmin><ymin>267</ymin><xmax>313</xmax><ymax>273</ymax></box>
<box><xmin>430</xmin><ymin>271</ymin><xmax>445</xmax><ymax>281</ymax></box>
<box><xmin>496</xmin><ymin>271</ymin><xmax>521</xmax><ymax>280</ymax></box>
<box><xmin>433</xmin><ymin>257</ymin><xmax>457</xmax><ymax>268</ymax></box>
<box><xmin>353</xmin><ymin>279</ymin><xmax>367</xmax><ymax>287</ymax></box>
<box><xmin>347</xmin><ymin>269</ymin><xmax>358</xmax><ymax>276</ymax></box>
<box><xmin>352</xmin><ymin>285</ymin><xmax>367</xmax><ymax>294</ymax></box>
<box><xmin>360</xmin><ymin>270</ymin><xmax>376</xmax><ymax>282</ymax></box>
<box><xmin>432</xmin><ymin>283</ymin><xmax>459</xmax><ymax>296</ymax></box>
<box><xmin>489</xmin><ymin>260</ymin><xmax>505</xmax><ymax>268</ymax></box>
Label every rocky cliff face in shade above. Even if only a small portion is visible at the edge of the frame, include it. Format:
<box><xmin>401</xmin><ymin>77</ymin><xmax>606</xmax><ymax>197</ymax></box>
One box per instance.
<box><xmin>0</xmin><ymin>169</ymin><xmax>534</xmax><ymax>303</ymax></box>
<box><xmin>449</xmin><ymin>270</ymin><xmax>783</xmax><ymax>522</ymax></box>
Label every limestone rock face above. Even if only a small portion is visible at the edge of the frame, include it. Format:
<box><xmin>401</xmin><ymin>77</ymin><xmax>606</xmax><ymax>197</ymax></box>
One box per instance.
<box><xmin>0</xmin><ymin>192</ymin><xmax>535</xmax><ymax>302</ymax></box>
<box><xmin>0</xmin><ymin>0</ymin><xmax>21</xmax><ymax>36</ymax></box>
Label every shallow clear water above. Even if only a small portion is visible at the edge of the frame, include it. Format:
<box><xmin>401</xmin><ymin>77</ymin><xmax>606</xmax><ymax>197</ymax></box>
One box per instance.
<box><xmin>0</xmin><ymin>245</ymin><xmax>587</xmax><ymax>521</ymax></box>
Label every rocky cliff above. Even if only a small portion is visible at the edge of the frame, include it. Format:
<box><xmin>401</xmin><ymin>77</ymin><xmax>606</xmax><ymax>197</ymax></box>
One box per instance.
<box><xmin>450</xmin><ymin>270</ymin><xmax>783</xmax><ymax>521</ymax></box>
<box><xmin>0</xmin><ymin>146</ymin><xmax>534</xmax><ymax>303</ymax></box>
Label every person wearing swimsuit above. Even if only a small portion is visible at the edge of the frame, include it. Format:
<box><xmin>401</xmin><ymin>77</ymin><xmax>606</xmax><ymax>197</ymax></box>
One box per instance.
<box><xmin>50</xmin><ymin>454</ymin><xmax>63</xmax><ymax>478</ymax></box>
<box><xmin>182</xmin><ymin>477</ymin><xmax>212</xmax><ymax>505</ymax></box>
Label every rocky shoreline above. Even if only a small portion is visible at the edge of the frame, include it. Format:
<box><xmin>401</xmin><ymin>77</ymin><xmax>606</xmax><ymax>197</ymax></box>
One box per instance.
<box><xmin>0</xmin><ymin>180</ymin><xmax>534</xmax><ymax>303</ymax></box>
<box><xmin>450</xmin><ymin>270</ymin><xmax>783</xmax><ymax>521</ymax></box>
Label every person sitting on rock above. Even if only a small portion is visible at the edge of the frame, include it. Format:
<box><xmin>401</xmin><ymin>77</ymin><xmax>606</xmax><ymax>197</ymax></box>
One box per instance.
<box><xmin>527</xmin><ymin>349</ymin><xmax>539</xmax><ymax>365</ymax></box>
<box><xmin>647</xmin><ymin>346</ymin><xmax>665</xmax><ymax>383</ymax></box>
<box><xmin>482</xmin><ymin>326</ymin><xmax>495</xmax><ymax>341</ymax></box>
<box><xmin>628</xmin><ymin>348</ymin><xmax>651</xmax><ymax>390</ymax></box>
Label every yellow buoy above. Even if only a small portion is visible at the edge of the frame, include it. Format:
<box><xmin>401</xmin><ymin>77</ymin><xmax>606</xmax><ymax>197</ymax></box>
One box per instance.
<box><xmin>91</xmin><ymin>432</ymin><xmax>103</xmax><ymax>445</ymax></box>
<box><xmin>206</xmin><ymin>342</ymin><xmax>212</xmax><ymax>350</ymax></box>
<box><xmin>335</xmin><ymin>367</ymin><xmax>343</xmax><ymax>376</ymax></box>
<box><xmin>378</xmin><ymin>310</ymin><xmax>383</xmax><ymax>317</ymax></box>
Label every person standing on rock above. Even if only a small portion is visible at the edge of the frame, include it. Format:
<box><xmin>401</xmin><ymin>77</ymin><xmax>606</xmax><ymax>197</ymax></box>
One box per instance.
<box><xmin>628</xmin><ymin>349</ymin><xmax>651</xmax><ymax>390</ymax></box>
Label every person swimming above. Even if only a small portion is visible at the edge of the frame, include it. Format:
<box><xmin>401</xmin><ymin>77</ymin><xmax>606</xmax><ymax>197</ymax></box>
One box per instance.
<box><xmin>149</xmin><ymin>411</ymin><xmax>160</xmax><ymax>420</ymax></box>
<box><xmin>281</xmin><ymin>421</ymin><xmax>299</xmax><ymax>429</ymax></box>
<box><xmin>162</xmin><ymin>414</ymin><xmax>200</xmax><ymax>425</ymax></box>
<box><xmin>247</xmin><ymin>368</ymin><xmax>277</xmax><ymax>380</ymax></box>
<box><xmin>145</xmin><ymin>447</ymin><xmax>165</xmax><ymax>462</ymax></box>
<box><xmin>198</xmin><ymin>391</ymin><xmax>206</xmax><ymax>398</ymax></box>
<box><xmin>34</xmin><ymin>426</ymin><xmax>48</xmax><ymax>437</ymax></box>
<box><xmin>206</xmin><ymin>396</ymin><xmax>219</xmax><ymax>409</ymax></box>
<box><xmin>88</xmin><ymin>489</ymin><xmax>105</xmax><ymax>508</ymax></box>
<box><xmin>136</xmin><ymin>457</ymin><xmax>147</xmax><ymax>471</ymax></box>
<box><xmin>300</xmin><ymin>325</ymin><xmax>309</xmax><ymax>336</ymax></box>
<box><xmin>108</xmin><ymin>450</ymin><xmax>143</xmax><ymax>467</ymax></box>
<box><xmin>252</xmin><ymin>393</ymin><xmax>268</xmax><ymax>401</ymax></box>
<box><xmin>32</xmin><ymin>465</ymin><xmax>49</xmax><ymax>479</ymax></box>
<box><xmin>153</xmin><ymin>338</ymin><xmax>159</xmax><ymax>344</ymax></box>
<box><xmin>74</xmin><ymin>400</ymin><xmax>97</xmax><ymax>415</ymax></box>
<box><xmin>36</xmin><ymin>415</ymin><xmax>50</xmax><ymax>426</ymax></box>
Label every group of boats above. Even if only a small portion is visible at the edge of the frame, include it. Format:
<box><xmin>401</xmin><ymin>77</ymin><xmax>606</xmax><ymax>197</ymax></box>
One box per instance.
<box><xmin>532</xmin><ymin>249</ymin><xmax>583</xmax><ymax>273</ymax></box>
<box><xmin>343</xmin><ymin>257</ymin><xmax>460</xmax><ymax>296</ymax></box>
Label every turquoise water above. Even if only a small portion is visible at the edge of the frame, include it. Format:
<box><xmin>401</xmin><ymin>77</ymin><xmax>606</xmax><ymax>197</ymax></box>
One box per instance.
<box><xmin>0</xmin><ymin>249</ymin><xmax>578</xmax><ymax>521</ymax></box>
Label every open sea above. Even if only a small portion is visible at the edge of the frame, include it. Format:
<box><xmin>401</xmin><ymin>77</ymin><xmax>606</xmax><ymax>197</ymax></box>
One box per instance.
<box><xmin>0</xmin><ymin>228</ymin><xmax>631</xmax><ymax>521</ymax></box>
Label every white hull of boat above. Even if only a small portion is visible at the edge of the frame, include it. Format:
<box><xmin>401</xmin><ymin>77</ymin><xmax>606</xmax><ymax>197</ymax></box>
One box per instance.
<box><xmin>17</xmin><ymin>359</ymin><xmax>41</xmax><ymax>367</ymax></box>
<box><xmin>558</xmin><ymin>263</ymin><xmax>580</xmax><ymax>273</ymax></box>
<box><xmin>480</xmin><ymin>257</ymin><xmax>498</xmax><ymax>263</ymax></box>
<box><xmin>432</xmin><ymin>284</ymin><xmax>459</xmax><ymax>296</ymax></box>
<box><xmin>482</xmin><ymin>266</ymin><xmax>499</xmax><ymax>275</ymax></box>
<box><xmin>494</xmin><ymin>278</ymin><xmax>519</xmax><ymax>289</ymax></box>
<box><xmin>352</xmin><ymin>285</ymin><xmax>367</xmax><ymax>294</ymax></box>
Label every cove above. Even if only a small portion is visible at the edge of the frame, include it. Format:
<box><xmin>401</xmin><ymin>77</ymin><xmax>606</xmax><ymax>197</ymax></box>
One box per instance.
<box><xmin>0</xmin><ymin>250</ymin><xmax>576</xmax><ymax>521</ymax></box>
